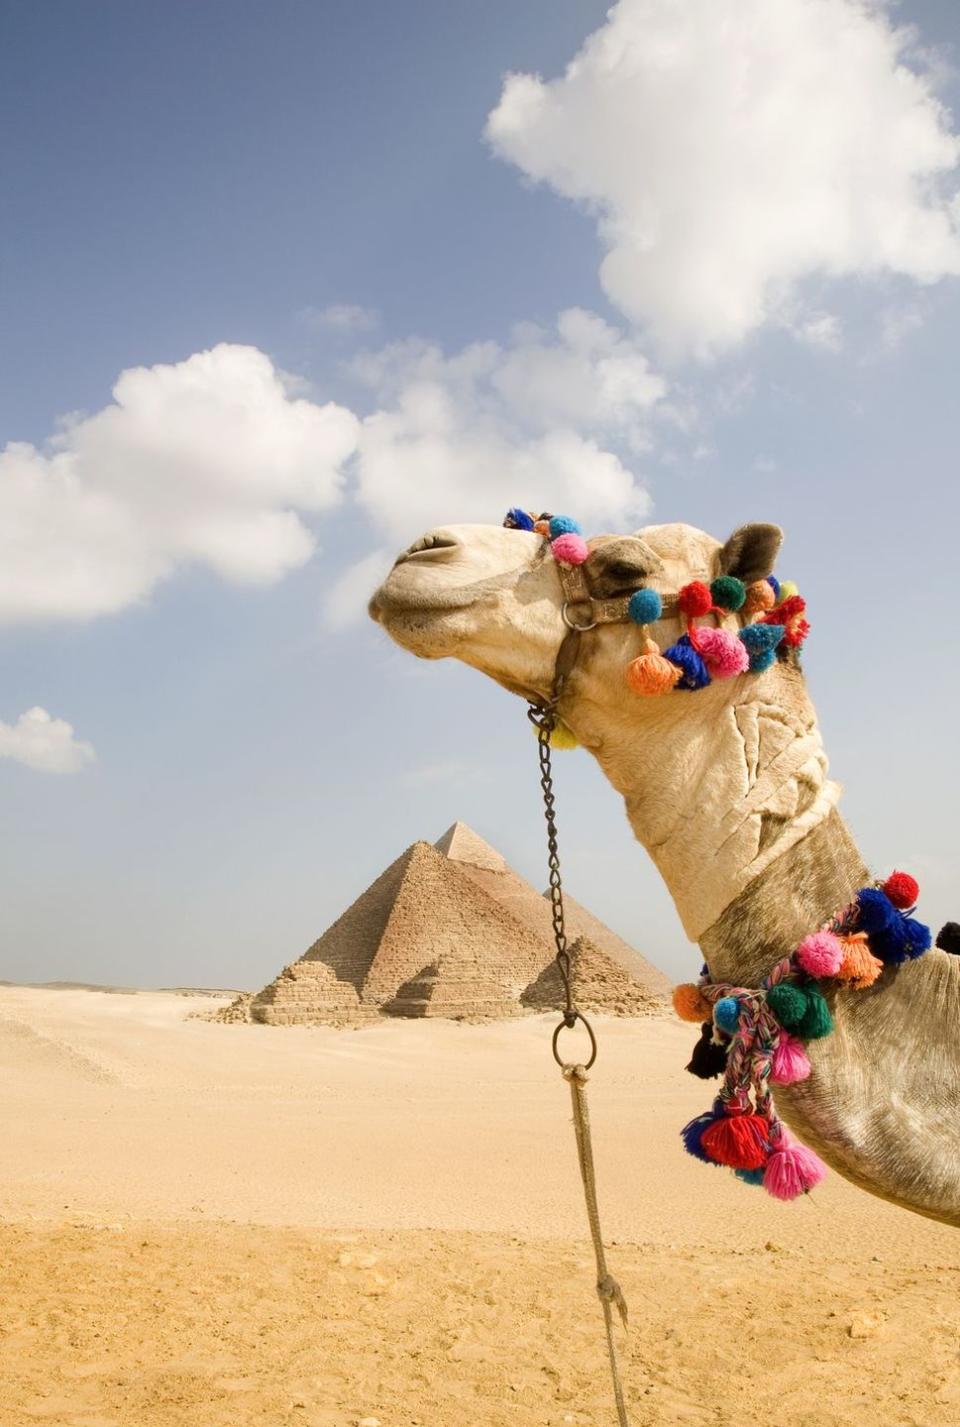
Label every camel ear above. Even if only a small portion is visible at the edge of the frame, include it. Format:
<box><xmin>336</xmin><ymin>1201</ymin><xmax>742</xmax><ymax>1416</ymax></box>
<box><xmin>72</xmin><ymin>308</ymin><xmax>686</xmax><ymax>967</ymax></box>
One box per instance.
<box><xmin>717</xmin><ymin>523</ymin><xmax>783</xmax><ymax>584</ymax></box>
<box><xmin>584</xmin><ymin>535</ymin><xmax>664</xmax><ymax>599</ymax></box>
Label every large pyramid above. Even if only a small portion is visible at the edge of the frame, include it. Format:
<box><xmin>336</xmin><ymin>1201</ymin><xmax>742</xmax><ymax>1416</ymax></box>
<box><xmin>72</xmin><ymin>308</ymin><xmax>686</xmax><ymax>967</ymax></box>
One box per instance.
<box><xmin>241</xmin><ymin>823</ymin><xmax>668</xmax><ymax>1026</ymax></box>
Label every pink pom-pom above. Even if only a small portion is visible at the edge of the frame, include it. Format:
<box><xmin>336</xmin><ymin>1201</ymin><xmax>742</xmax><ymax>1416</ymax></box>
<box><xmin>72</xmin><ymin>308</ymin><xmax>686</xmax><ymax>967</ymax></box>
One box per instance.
<box><xmin>796</xmin><ymin>930</ymin><xmax>844</xmax><ymax>979</ymax></box>
<box><xmin>762</xmin><ymin>1138</ymin><xmax>827</xmax><ymax>1200</ymax></box>
<box><xmin>550</xmin><ymin>533</ymin><xmax>589</xmax><ymax>566</ymax></box>
<box><xmin>695</xmin><ymin>626</ymin><xmax>749</xmax><ymax>679</ymax></box>
<box><xmin>771</xmin><ymin>1031</ymin><xmax>811</xmax><ymax>1085</ymax></box>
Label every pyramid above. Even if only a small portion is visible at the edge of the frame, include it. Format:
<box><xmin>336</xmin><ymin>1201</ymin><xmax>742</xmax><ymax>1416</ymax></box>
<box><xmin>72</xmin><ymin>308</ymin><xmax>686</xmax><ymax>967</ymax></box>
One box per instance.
<box><xmin>240</xmin><ymin>822</ymin><xmax>668</xmax><ymax>1026</ymax></box>
<box><xmin>521</xmin><ymin>936</ymin><xmax>665</xmax><ymax>1017</ymax></box>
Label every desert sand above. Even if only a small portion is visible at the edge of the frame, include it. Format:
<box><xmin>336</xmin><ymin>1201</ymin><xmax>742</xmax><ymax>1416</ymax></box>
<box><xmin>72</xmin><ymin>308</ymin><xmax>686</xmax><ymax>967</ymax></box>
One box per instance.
<box><xmin>1</xmin><ymin>985</ymin><xmax>958</xmax><ymax>1427</ymax></box>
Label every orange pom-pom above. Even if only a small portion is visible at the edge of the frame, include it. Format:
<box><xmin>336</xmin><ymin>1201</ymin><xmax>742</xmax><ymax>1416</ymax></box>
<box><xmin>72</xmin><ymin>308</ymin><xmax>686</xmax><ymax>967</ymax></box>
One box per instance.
<box><xmin>672</xmin><ymin>983</ymin><xmax>713</xmax><ymax>1023</ymax></box>
<box><xmin>534</xmin><ymin>520</ymin><xmax>551</xmax><ymax>537</ymax></box>
<box><xmin>833</xmin><ymin>933</ymin><xmax>883</xmax><ymax>989</ymax></box>
<box><xmin>625</xmin><ymin>640</ymin><xmax>681</xmax><ymax>696</ymax></box>
<box><xmin>743</xmin><ymin>580</ymin><xmax>776</xmax><ymax>615</ymax></box>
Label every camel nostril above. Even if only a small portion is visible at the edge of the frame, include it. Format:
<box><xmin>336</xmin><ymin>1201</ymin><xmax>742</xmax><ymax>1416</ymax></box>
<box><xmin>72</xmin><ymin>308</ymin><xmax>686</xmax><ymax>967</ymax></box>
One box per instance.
<box><xmin>395</xmin><ymin>531</ymin><xmax>461</xmax><ymax>564</ymax></box>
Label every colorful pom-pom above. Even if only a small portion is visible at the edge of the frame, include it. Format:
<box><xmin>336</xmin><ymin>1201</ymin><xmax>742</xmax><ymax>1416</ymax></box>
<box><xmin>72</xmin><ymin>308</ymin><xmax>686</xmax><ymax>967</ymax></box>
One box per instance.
<box><xmin>625</xmin><ymin>639</ymin><xmax>681</xmax><ymax>696</ymax></box>
<box><xmin>743</xmin><ymin>580</ymin><xmax>776</xmax><ymax>615</ymax></box>
<box><xmin>695</xmin><ymin>626</ymin><xmax>750</xmax><ymax>679</ymax></box>
<box><xmin>872</xmin><ymin>915</ymin><xmax>932</xmax><ymax>965</ymax></box>
<box><xmin>797</xmin><ymin>985</ymin><xmax>833</xmax><ymax>1040</ymax></box>
<box><xmin>883</xmin><ymin>871</ymin><xmax>919</xmax><ymax>910</ymax></box>
<box><xmin>672</xmin><ymin>983</ymin><xmax>713</xmax><ymax>1024</ymax></box>
<box><xmin>710</xmin><ymin>575</ymin><xmax>747</xmax><ymax>611</ymax></box>
<box><xmin>549</xmin><ymin>514</ymin><xmax>582</xmax><ymax>539</ymax></box>
<box><xmin>550</xmin><ymin>533</ymin><xmax>589</xmax><ymax>566</ymax></box>
<box><xmin>700</xmin><ymin>1110</ymin><xmax>771</xmax><ymax>1171</ymax></box>
<box><xmin>534</xmin><ymin>519</ymin><xmax>551</xmax><ymax>537</ymax></box>
<box><xmin>685</xmin><ymin>1023</ymin><xmax>729</xmax><ymax>1079</ymax></box>
<box><xmin>504</xmin><ymin>507</ymin><xmax>536</xmax><ymax>531</ymax></box>
<box><xmin>777</xmin><ymin>580</ymin><xmax>799</xmax><ymax>602</ymax></box>
<box><xmin>662</xmin><ymin>636</ymin><xmax>711</xmax><ymax>691</ymax></box>
<box><xmin>771</xmin><ymin>1031</ymin><xmax>812</xmax><ymax>1085</ymax></box>
<box><xmin>833</xmin><ymin>933</ymin><xmax>883</xmax><ymax>989</ymax></box>
<box><xmin>796</xmin><ymin>930</ymin><xmax>844</xmax><ymax>979</ymax></box>
<box><xmin>856</xmin><ymin>887</ymin><xmax>899</xmax><ymax>938</ymax></box>
<box><xmin>734</xmin><ymin>1167</ymin><xmax>767</xmax><ymax>1186</ymax></box>
<box><xmin>713</xmin><ymin>996</ymin><xmax>740</xmax><ymax>1035</ymax></box>
<box><xmin>762</xmin><ymin>1138</ymin><xmax>826</xmax><ymax>1200</ymax></box>
<box><xmin>548</xmin><ymin>720</ymin><xmax>578</xmax><ymax>751</ymax></box>
<box><xmin>766</xmin><ymin>575</ymin><xmax>781</xmax><ymax>599</ymax></box>
<box><xmin>766</xmin><ymin>982</ymin><xmax>807</xmax><ymax>1030</ymax></box>
<box><xmin>628</xmin><ymin>588</ymin><xmax>663</xmax><ymax>625</ymax></box>
<box><xmin>739</xmin><ymin>623</ymin><xmax>785</xmax><ymax>673</ymax></box>
<box><xmin>678</xmin><ymin>581</ymin><xmax>713</xmax><ymax>618</ymax></box>
<box><xmin>748</xmin><ymin>649</ymin><xmax>777</xmax><ymax>673</ymax></box>
<box><xmin>681</xmin><ymin>1104</ymin><xmax>725</xmax><ymax>1164</ymax></box>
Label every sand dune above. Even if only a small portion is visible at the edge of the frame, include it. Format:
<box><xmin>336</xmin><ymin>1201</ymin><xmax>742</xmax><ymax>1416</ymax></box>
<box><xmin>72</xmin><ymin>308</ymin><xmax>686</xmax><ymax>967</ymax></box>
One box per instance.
<box><xmin>1</xmin><ymin>986</ymin><xmax>957</xmax><ymax>1426</ymax></box>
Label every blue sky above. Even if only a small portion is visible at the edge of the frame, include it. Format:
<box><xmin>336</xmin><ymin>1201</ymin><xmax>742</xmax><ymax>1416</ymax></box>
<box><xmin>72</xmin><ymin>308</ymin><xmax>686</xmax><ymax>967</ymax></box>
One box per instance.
<box><xmin>2</xmin><ymin>0</ymin><xmax>960</xmax><ymax>989</ymax></box>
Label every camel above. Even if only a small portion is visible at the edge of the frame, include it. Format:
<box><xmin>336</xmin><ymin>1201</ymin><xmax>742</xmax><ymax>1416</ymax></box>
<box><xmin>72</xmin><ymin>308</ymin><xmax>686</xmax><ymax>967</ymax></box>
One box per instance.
<box><xmin>369</xmin><ymin>519</ymin><xmax>960</xmax><ymax>1227</ymax></box>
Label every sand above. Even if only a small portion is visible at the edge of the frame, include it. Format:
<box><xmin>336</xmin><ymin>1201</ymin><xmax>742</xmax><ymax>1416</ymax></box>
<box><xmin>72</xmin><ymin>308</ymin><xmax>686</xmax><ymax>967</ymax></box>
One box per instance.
<box><xmin>1</xmin><ymin>986</ymin><xmax>958</xmax><ymax>1426</ymax></box>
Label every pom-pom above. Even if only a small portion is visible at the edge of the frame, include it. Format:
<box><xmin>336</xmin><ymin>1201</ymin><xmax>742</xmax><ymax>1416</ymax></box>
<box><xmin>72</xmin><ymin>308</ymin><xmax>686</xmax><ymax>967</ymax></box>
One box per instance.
<box><xmin>549</xmin><ymin>514</ymin><xmax>582</xmax><ymax>539</ymax></box>
<box><xmin>680</xmin><ymin>1103</ymin><xmax>725</xmax><ymax>1164</ymax></box>
<box><xmin>739</xmin><ymin>623</ymin><xmax>783</xmax><ymax>654</ymax></box>
<box><xmin>628</xmin><ymin>588</ymin><xmax>663</xmax><ymax>625</ymax></box>
<box><xmin>936</xmin><ymin>922</ymin><xmax>960</xmax><ymax>955</ymax></box>
<box><xmin>685</xmin><ymin>1023</ymin><xmax>729</xmax><ymax>1079</ymax></box>
<box><xmin>767</xmin><ymin>575</ymin><xmax>781</xmax><ymax>599</ymax></box>
<box><xmin>763</xmin><ymin>1139</ymin><xmax>826</xmax><ymax>1200</ymax></box>
<box><xmin>748</xmin><ymin>648</ymin><xmax>777</xmax><ymax>673</ymax></box>
<box><xmin>883</xmin><ymin>871</ymin><xmax>919</xmax><ymax>910</ymax></box>
<box><xmin>743</xmin><ymin>580</ymin><xmax>776</xmax><ymax>615</ymax></box>
<box><xmin>548</xmin><ymin>720</ymin><xmax>578</xmax><ymax>750</ymax></box>
<box><xmin>734</xmin><ymin>1167</ymin><xmax>766</xmax><ymax>1186</ymax></box>
<box><xmin>796</xmin><ymin>930</ymin><xmax>844</xmax><ymax>979</ymax></box>
<box><xmin>766</xmin><ymin>982</ymin><xmax>808</xmax><ymax>1031</ymax></box>
<box><xmin>625</xmin><ymin>643</ymin><xmax>681</xmax><ymax>696</ymax></box>
<box><xmin>777</xmin><ymin>580</ymin><xmax>799</xmax><ymax>602</ymax></box>
<box><xmin>534</xmin><ymin>519</ymin><xmax>551</xmax><ymax>537</ymax></box>
<box><xmin>550</xmin><ymin>533</ymin><xmax>590</xmax><ymax>566</ymax></box>
<box><xmin>710</xmin><ymin>575</ymin><xmax>747</xmax><ymax>612</ymax></box>
<box><xmin>504</xmin><ymin>507</ymin><xmax>536</xmax><ymax>531</ymax></box>
<box><xmin>672</xmin><ymin>983</ymin><xmax>713</xmax><ymax>1023</ymax></box>
<box><xmin>678</xmin><ymin>581</ymin><xmax>713</xmax><ymax>617</ymax></box>
<box><xmin>856</xmin><ymin>887</ymin><xmax>899</xmax><ymax>938</ymax></box>
<box><xmin>771</xmin><ymin>1031</ymin><xmax>812</xmax><ymax>1085</ymax></box>
<box><xmin>713</xmin><ymin>995</ymin><xmax>740</xmax><ymax>1035</ymax></box>
<box><xmin>797</xmin><ymin>985</ymin><xmax>833</xmax><ymax>1040</ymax></box>
<box><xmin>833</xmin><ymin>933</ymin><xmax>883</xmax><ymax>989</ymax></box>
<box><xmin>872</xmin><ymin>915</ymin><xmax>932</xmax><ymax>965</ymax></box>
<box><xmin>662</xmin><ymin>636</ymin><xmax>711</xmax><ymax>691</ymax></box>
<box><xmin>700</xmin><ymin>1110</ymin><xmax>771</xmax><ymax>1170</ymax></box>
<box><xmin>695</xmin><ymin>627</ymin><xmax>750</xmax><ymax>679</ymax></box>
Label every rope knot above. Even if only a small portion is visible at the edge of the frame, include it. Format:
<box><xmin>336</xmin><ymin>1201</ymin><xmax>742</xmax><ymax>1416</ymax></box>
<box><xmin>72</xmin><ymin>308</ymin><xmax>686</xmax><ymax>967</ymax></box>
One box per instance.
<box><xmin>597</xmin><ymin>1274</ymin><xmax>629</xmax><ymax>1330</ymax></box>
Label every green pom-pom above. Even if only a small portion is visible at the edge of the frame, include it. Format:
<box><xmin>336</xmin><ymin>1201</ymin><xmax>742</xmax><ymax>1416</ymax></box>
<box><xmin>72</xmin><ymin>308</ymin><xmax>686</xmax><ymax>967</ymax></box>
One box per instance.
<box><xmin>797</xmin><ymin>985</ymin><xmax>833</xmax><ymax>1040</ymax></box>
<box><xmin>767</xmin><ymin>982</ymin><xmax>807</xmax><ymax>1030</ymax></box>
<box><xmin>710</xmin><ymin>575</ymin><xmax>747</xmax><ymax>612</ymax></box>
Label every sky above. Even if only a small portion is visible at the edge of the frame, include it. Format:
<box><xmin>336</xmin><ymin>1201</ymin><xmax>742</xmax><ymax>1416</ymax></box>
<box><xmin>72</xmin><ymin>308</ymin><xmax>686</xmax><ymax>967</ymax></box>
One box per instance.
<box><xmin>2</xmin><ymin>0</ymin><xmax>960</xmax><ymax>990</ymax></box>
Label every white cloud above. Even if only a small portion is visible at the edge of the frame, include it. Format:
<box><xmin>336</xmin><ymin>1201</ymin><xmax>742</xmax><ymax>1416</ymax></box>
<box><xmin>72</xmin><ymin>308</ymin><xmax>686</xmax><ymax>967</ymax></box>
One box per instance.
<box><xmin>487</xmin><ymin>0</ymin><xmax>960</xmax><ymax>357</ymax></box>
<box><xmin>0</xmin><ymin>707</ymin><xmax>96</xmax><ymax>774</ymax></box>
<box><xmin>321</xmin><ymin>547</ymin><xmax>392</xmax><ymax>630</ymax></box>
<box><xmin>299</xmin><ymin>303</ymin><xmax>380</xmax><ymax>334</ymax></box>
<box><xmin>352</xmin><ymin>307</ymin><xmax>665</xmax><ymax>541</ymax></box>
<box><xmin>0</xmin><ymin>344</ymin><xmax>359</xmax><ymax>625</ymax></box>
<box><xmin>795</xmin><ymin>313</ymin><xmax>844</xmax><ymax>353</ymax></box>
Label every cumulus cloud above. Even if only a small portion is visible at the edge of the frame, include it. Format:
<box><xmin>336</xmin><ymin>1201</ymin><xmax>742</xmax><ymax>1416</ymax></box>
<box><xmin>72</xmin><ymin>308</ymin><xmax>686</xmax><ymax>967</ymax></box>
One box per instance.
<box><xmin>487</xmin><ymin>0</ymin><xmax>960</xmax><ymax>357</ymax></box>
<box><xmin>0</xmin><ymin>707</ymin><xmax>96</xmax><ymax>774</ymax></box>
<box><xmin>0</xmin><ymin>344</ymin><xmax>359</xmax><ymax>624</ymax></box>
<box><xmin>352</xmin><ymin>307</ymin><xmax>665</xmax><ymax>541</ymax></box>
<box><xmin>299</xmin><ymin>303</ymin><xmax>380</xmax><ymax>334</ymax></box>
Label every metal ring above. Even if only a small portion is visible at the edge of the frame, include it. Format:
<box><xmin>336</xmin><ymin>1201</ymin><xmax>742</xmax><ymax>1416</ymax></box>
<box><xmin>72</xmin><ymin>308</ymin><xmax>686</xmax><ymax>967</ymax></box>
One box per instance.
<box><xmin>552</xmin><ymin>1010</ymin><xmax>598</xmax><ymax>1070</ymax></box>
<box><xmin>561</xmin><ymin>601</ymin><xmax>598</xmax><ymax>632</ymax></box>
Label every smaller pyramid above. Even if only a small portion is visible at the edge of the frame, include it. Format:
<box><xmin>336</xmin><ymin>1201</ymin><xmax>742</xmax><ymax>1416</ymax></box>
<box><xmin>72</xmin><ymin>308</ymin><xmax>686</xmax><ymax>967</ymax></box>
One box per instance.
<box><xmin>521</xmin><ymin>936</ymin><xmax>664</xmax><ymax>1017</ymax></box>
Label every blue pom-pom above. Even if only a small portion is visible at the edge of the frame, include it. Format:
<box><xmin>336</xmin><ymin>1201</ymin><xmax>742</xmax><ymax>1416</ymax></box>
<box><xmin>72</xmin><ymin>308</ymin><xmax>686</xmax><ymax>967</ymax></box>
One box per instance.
<box><xmin>713</xmin><ymin>996</ymin><xmax>740</xmax><ymax>1034</ymax></box>
<box><xmin>767</xmin><ymin>575</ymin><xmax>781</xmax><ymax>599</ymax></box>
<box><xmin>663</xmin><ymin>635</ymin><xmax>711</xmax><ymax>690</ymax></box>
<box><xmin>505</xmin><ymin>507</ymin><xmax>535</xmax><ymax>532</ymax></box>
<box><xmin>872</xmin><ymin>913</ymin><xmax>933</xmax><ymax>964</ymax></box>
<box><xmin>549</xmin><ymin>514</ymin><xmax>581</xmax><ymax>539</ymax></box>
<box><xmin>628</xmin><ymin>588</ymin><xmax>663</xmax><ymax>625</ymax></box>
<box><xmin>681</xmin><ymin>1101</ymin><xmax>724</xmax><ymax>1164</ymax></box>
<box><xmin>739</xmin><ymin>624</ymin><xmax>783</xmax><ymax>653</ymax></box>
<box><xmin>750</xmin><ymin>648</ymin><xmax>776</xmax><ymax>673</ymax></box>
<box><xmin>734</xmin><ymin>1167</ymin><xmax>766</xmax><ymax>1186</ymax></box>
<box><xmin>857</xmin><ymin>887</ymin><xmax>899</xmax><ymax>938</ymax></box>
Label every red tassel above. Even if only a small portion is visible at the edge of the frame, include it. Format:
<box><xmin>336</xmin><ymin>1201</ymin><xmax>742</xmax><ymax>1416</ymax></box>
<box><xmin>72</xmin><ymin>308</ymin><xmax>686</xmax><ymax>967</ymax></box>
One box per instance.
<box><xmin>700</xmin><ymin>1111</ymin><xmax>771</xmax><ymax>1170</ymax></box>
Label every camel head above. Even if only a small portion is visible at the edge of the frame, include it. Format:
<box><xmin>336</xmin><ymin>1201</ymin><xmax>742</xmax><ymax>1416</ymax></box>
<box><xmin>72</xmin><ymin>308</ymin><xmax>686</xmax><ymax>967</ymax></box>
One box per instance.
<box><xmin>369</xmin><ymin>518</ymin><xmax>788</xmax><ymax>716</ymax></box>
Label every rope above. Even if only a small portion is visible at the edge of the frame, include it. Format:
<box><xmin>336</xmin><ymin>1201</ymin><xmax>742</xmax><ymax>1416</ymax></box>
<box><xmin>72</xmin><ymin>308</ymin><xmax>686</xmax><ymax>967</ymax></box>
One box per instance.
<box><xmin>562</xmin><ymin>1063</ymin><xmax>631</xmax><ymax>1427</ymax></box>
